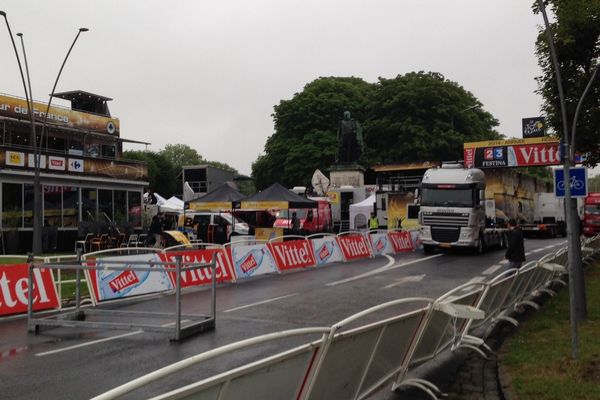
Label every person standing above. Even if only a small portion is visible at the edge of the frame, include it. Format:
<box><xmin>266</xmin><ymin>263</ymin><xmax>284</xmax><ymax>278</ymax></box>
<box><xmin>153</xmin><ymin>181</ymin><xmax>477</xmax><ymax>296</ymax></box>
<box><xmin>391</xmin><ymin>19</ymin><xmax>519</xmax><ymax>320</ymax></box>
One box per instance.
<box><xmin>149</xmin><ymin>215</ymin><xmax>162</xmax><ymax>248</ymax></box>
<box><xmin>369</xmin><ymin>212</ymin><xmax>379</xmax><ymax>230</ymax></box>
<box><xmin>505</xmin><ymin>218</ymin><xmax>525</xmax><ymax>269</ymax></box>
<box><xmin>291</xmin><ymin>212</ymin><xmax>301</xmax><ymax>235</ymax></box>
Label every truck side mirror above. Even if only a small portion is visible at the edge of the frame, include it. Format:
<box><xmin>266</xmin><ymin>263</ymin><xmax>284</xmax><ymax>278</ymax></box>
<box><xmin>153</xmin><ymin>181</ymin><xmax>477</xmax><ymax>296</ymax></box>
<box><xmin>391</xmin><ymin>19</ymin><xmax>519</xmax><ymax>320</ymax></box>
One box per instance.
<box><xmin>414</xmin><ymin>188</ymin><xmax>420</xmax><ymax>204</ymax></box>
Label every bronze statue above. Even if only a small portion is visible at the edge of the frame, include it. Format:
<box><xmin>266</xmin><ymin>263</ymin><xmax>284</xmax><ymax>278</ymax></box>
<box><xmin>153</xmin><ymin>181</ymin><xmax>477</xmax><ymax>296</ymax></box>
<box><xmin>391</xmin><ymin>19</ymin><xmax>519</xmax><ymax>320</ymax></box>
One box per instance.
<box><xmin>337</xmin><ymin>111</ymin><xmax>363</xmax><ymax>163</ymax></box>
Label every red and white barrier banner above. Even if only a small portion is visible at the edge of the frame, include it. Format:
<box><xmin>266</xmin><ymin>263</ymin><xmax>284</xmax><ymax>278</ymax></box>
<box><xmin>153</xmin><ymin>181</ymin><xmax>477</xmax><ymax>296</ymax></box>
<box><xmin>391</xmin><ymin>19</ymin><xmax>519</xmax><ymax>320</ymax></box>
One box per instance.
<box><xmin>159</xmin><ymin>249</ymin><xmax>235</xmax><ymax>288</ymax></box>
<box><xmin>268</xmin><ymin>240</ymin><xmax>316</xmax><ymax>271</ymax></box>
<box><xmin>336</xmin><ymin>234</ymin><xmax>372</xmax><ymax>261</ymax></box>
<box><xmin>409</xmin><ymin>230</ymin><xmax>422</xmax><ymax>251</ymax></box>
<box><xmin>228</xmin><ymin>244</ymin><xmax>278</xmax><ymax>279</ymax></box>
<box><xmin>388</xmin><ymin>231</ymin><xmax>414</xmax><ymax>253</ymax></box>
<box><xmin>86</xmin><ymin>253</ymin><xmax>173</xmax><ymax>303</ymax></box>
<box><xmin>311</xmin><ymin>237</ymin><xmax>344</xmax><ymax>266</ymax></box>
<box><xmin>0</xmin><ymin>264</ymin><xmax>59</xmax><ymax>316</ymax></box>
<box><xmin>369</xmin><ymin>233</ymin><xmax>395</xmax><ymax>256</ymax></box>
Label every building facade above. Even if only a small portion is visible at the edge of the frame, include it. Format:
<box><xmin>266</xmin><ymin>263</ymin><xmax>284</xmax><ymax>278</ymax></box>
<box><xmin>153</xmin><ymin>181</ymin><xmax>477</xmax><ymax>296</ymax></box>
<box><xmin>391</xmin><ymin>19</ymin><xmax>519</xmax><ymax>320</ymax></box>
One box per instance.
<box><xmin>0</xmin><ymin>91</ymin><xmax>148</xmax><ymax>253</ymax></box>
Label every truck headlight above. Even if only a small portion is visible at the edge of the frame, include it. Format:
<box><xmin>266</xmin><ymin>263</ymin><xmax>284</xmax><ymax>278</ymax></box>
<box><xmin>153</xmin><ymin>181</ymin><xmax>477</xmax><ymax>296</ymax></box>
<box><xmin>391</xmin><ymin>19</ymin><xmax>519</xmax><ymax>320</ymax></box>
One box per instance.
<box><xmin>459</xmin><ymin>227</ymin><xmax>473</xmax><ymax>240</ymax></box>
<box><xmin>420</xmin><ymin>226</ymin><xmax>431</xmax><ymax>240</ymax></box>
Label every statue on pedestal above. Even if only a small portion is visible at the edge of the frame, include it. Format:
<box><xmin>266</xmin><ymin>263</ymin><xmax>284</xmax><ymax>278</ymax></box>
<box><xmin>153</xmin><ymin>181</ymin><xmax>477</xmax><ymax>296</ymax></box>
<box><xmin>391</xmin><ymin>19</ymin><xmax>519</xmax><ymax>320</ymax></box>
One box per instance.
<box><xmin>336</xmin><ymin>111</ymin><xmax>363</xmax><ymax>163</ymax></box>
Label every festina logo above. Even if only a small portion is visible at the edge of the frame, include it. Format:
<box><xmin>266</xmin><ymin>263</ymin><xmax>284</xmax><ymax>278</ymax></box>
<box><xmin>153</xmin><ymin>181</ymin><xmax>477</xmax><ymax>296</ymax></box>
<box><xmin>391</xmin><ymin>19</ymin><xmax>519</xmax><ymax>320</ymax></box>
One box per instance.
<box><xmin>340</xmin><ymin>237</ymin><xmax>369</xmax><ymax>257</ymax></box>
<box><xmin>240</xmin><ymin>254</ymin><xmax>258</xmax><ymax>273</ymax></box>
<box><xmin>272</xmin><ymin>242</ymin><xmax>311</xmax><ymax>266</ymax></box>
<box><xmin>318</xmin><ymin>243</ymin><xmax>331</xmax><ymax>261</ymax></box>
<box><xmin>390</xmin><ymin>234</ymin><xmax>412</xmax><ymax>251</ymax></box>
<box><xmin>108</xmin><ymin>270</ymin><xmax>140</xmax><ymax>293</ymax></box>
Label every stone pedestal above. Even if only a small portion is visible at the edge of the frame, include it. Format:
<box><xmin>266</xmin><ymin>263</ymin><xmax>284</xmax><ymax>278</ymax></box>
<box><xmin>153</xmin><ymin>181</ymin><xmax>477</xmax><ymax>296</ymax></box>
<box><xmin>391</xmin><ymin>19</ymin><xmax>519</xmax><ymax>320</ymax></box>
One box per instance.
<box><xmin>329</xmin><ymin>163</ymin><xmax>365</xmax><ymax>188</ymax></box>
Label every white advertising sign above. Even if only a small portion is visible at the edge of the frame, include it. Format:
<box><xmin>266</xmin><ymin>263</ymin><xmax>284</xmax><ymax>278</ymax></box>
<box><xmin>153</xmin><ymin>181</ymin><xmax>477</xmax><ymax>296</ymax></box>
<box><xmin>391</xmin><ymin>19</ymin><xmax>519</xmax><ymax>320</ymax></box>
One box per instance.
<box><xmin>6</xmin><ymin>151</ymin><xmax>25</xmax><ymax>167</ymax></box>
<box><xmin>48</xmin><ymin>156</ymin><xmax>66</xmax><ymax>171</ymax></box>
<box><xmin>28</xmin><ymin>154</ymin><xmax>46</xmax><ymax>169</ymax></box>
<box><xmin>310</xmin><ymin>237</ymin><xmax>344</xmax><ymax>266</ymax></box>
<box><xmin>86</xmin><ymin>253</ymin><xmax>173</xmax><ymax>303</ymax></box>
<box><xmin>369</xmin><ymin>233</ymin><xmax>395</xmax><ymax>256</ymax></box>
<box><xmin>68</xmin><ymin>158</ymin><xmax>84</xmax><ymax>173</ymax></box>
<box><xmin>230</xmin><ymin>244</ymin><xmax>278</xmax><ymax>279</ymax></box>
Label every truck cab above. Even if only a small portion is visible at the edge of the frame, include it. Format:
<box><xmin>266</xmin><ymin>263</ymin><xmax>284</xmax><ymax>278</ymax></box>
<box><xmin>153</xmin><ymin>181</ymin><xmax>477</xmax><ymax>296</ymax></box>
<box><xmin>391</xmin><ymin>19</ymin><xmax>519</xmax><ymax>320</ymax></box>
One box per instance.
<box><xmin>583</xmin><ymin>192</ymin><xmax>600</xmax><ymax>237</ymax></box>
<box><xmin>418</xmin><ymin>164</ymin><xmax>505</xmax><ymax>254</ymax></box>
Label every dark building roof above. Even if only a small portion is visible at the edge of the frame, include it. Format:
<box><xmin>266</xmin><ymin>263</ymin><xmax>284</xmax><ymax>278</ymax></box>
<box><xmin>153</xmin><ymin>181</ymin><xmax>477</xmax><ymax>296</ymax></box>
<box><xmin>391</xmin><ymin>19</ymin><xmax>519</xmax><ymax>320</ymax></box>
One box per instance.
<box><xmin>52</xmin><ymin>90</ymin><xmax>112</xmax><ymax>116</ymax></box>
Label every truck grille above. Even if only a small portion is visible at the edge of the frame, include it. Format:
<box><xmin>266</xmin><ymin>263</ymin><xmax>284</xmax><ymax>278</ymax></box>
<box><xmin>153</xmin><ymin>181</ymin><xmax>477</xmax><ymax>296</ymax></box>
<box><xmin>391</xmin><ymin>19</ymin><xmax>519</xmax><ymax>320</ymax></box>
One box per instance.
<box><xmin>422</xmin><ymin>213</ymin><xmax>469</xmax><ymax>227</ymax></box>
<box><xmin>431</xmin><ymin>227</ymin><xmax>460</xmax><ymax>243</ymax></box>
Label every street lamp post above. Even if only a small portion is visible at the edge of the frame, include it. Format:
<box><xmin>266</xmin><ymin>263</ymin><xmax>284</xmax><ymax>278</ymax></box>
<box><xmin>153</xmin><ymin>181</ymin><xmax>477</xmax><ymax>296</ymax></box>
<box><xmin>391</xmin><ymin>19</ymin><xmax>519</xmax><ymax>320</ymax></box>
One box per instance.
<box><xmin>1</xmin><ymin>11</ymin><xmax>88</xmax><ymax>254</ymax></box>
<box><xmin>536</xmin><ymin>0</ymin><xmax>584</xmax><ymax>359</ymax></box>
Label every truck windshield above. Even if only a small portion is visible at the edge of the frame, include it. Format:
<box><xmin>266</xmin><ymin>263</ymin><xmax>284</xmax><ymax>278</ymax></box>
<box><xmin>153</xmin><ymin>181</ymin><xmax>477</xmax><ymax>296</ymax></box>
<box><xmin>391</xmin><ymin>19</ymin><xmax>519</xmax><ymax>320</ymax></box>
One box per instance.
<box><xmin>421</xmin><ymin>188</ymin><xmax>474</xmax><ymax>207</ymax></box>
<box><xmin>279</xmin><ymin>209</ymin><xmax>308</xmax><ymax>219</ymax></box>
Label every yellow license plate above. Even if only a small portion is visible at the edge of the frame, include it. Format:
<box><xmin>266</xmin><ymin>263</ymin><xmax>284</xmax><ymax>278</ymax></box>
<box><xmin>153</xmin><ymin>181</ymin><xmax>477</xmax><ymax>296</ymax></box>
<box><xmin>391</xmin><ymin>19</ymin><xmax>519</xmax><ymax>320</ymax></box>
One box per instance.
<box><xmin>439</xmin><ymin>243</ymin><xmax>451</xmax><ymax>248</ymax></box>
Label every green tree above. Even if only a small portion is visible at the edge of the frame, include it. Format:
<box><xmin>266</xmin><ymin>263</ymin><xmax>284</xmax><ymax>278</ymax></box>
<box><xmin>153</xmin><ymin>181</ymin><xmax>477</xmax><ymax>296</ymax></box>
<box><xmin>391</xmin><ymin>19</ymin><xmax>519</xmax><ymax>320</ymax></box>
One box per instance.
<box><xmin>533</xmin><ymin>0</ymin><xmax>600</xmax><ymax>166</ymax></box>
<box><xmin>123</xmin><ymin>150</ymin><xmax>178</xmax><ymax>197</ymax></box>
<box><xmin>253</xmin><ymin>76</ymin><xmax>375</xmax><ymax>189</ymax></box>
<box><xmin>252</xmin><ymin>73</ymin><xmax>501</xmax><ymax>188</ymax></box>
<box><xmin>363</xmin><ymin>72</ymin><xmax>500</xmax><ymax>165</ymax></box>
<box><xmin>159</xmin><ymin>144</ymin><xmax>203</xmax><ymax>171</ymax></box>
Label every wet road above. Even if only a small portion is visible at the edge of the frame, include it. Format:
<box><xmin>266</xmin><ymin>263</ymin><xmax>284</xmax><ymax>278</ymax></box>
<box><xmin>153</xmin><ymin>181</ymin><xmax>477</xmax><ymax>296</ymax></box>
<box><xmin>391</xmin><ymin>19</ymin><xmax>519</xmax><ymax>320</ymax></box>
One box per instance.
<box><xmin>0</xmin><ymin>238</ymin><xmax>566</xmax><ymax>399</ymax></box>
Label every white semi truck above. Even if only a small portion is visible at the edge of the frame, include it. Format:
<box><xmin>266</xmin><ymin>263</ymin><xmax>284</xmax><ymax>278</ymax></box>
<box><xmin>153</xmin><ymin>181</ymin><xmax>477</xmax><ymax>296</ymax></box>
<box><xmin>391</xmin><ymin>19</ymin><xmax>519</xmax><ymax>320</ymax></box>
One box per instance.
<box><xmin>418</xmin><ymin>164</ymin><xmax>507</xmax><ymax>254</ymax></box>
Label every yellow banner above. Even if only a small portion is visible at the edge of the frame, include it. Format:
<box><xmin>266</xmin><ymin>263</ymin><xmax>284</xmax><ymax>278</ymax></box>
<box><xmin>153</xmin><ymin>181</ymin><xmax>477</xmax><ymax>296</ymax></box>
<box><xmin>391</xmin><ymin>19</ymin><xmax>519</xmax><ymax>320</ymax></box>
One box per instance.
<box><xmin>240</xmin><ymin>201</ymin><xmax>288</xmax><ymax>210</ymax></box>
<box><xmin>0</xmin><ymin>94</ymin><xmax>120</xmax><ymax>135</ymax></box>
<box><xmin>326</xmin><ymin>191</ymin><xmax>340</xmax><ymax>205</ymax></box>
<box><xmin>464</xmin><ymin>136</ymin><xmax>559</xmax><ymax>149</ymax></box>
<box><xmin>188</xmin><ymin>201</ymin><xmax>234</xmax><ymax>211</ymax></box>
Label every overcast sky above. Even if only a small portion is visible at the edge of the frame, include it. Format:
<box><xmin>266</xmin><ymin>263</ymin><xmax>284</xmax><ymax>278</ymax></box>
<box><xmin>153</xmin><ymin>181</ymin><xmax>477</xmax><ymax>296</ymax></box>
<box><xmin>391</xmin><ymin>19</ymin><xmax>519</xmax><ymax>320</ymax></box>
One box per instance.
<box><xmin>1</xmin><ymin>0</ymin><xmax>583</xmax><ymax>177</ymax></box>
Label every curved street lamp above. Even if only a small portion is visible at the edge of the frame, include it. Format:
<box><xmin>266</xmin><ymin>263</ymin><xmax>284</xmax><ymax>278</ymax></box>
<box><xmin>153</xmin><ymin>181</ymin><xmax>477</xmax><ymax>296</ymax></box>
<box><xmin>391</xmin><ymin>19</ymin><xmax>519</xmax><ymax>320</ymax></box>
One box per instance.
<box><xmin>1</xmin><ymin>11</ymin><xmax>88</xmax><ymax>254</ymax></box>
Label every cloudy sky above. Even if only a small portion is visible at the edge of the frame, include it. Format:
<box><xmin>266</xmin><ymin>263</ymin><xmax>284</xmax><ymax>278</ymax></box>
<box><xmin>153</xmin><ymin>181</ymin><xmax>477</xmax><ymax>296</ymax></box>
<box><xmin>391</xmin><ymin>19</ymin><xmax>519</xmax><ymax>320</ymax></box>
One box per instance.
<box><xmin>0</xmin><ymin>1</ymin><xmax>556</xmax><ymax>176</ymax></box>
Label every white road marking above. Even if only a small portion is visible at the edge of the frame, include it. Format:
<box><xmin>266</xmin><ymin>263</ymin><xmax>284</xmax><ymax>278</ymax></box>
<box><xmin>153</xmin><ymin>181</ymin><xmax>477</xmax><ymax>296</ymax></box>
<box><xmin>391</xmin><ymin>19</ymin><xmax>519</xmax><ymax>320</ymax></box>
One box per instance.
<box><xmin>327</xmin><ymin>254</ymin><xmax>444</xmax><ymax>287</ymax></box>
<box><xmin>544</xmin><ymin>245</ymin><xmax>555</xmax><ymax>249</ymax></box>
<box><xmin>499</xmin><ymin>260</ymin><xmax>509</xmax><ymax>265</ymax></box>
<box><xmin>464</xmin><ymin>276</ymin><xmax>486</xmax><ymax>285</ymax></box>
<box><xmin>35</xmin><ymin>320</ymin><xmax>190</xmax><ymax>357</ymax></box>
<box><xmin>531</xmin><ymin>248</ymin><xmax>545</xmax><ymax>253</ymax></box>
<box><xmin>383</xmin><ymin>274</ymin><xmax>426</xmax><ymax>289</ymax></box>
<box><xmin>525</xmin><ymin>252</ymin><xmax>533</xmax><ymax>256</ymax></box>
<box><xmin>482</xmin><ymin>264</ymin><xmax>503</xmax><ymax>275</ymax></box>
<box><xmin>223</xmin><ymin>293</ymin><xmax>298</xmax><ymax>313</ymax></box>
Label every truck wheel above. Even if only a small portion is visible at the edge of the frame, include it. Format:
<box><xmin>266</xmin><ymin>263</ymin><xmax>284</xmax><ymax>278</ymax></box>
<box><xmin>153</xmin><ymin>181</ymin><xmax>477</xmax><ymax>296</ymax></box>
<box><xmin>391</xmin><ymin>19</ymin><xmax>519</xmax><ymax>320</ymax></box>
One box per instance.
<box><xmin>475</xmin><ymin>235</ymin><xmax>484</xmax><ymax>255</ymax></box>
<box><xmin>423</xmin><ymin>244</ymin><xmax>435</xmax><ymax>254</ymax></box>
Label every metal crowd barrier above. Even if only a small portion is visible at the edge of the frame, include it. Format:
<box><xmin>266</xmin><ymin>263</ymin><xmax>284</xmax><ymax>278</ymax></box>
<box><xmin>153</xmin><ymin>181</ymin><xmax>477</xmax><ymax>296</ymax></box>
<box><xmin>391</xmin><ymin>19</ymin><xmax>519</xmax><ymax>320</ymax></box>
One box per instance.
<box><xmin>62</xmin><ymin>234</ymin><xmax>600</xmax><ymax>399</ymax></box>
<box><xmin>27</xmin><ymin>252</ymin><xmax>217</xmax><ymax>341</ymax></box>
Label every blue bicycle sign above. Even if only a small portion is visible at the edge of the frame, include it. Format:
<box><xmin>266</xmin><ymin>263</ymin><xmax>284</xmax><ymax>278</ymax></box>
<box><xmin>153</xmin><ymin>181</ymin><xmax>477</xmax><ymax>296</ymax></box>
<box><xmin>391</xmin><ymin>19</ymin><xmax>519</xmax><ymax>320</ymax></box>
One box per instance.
<box><xmin>554</xmin><ymin>167</ymin><xmax>588</xmax><ymax>198</ymax></box>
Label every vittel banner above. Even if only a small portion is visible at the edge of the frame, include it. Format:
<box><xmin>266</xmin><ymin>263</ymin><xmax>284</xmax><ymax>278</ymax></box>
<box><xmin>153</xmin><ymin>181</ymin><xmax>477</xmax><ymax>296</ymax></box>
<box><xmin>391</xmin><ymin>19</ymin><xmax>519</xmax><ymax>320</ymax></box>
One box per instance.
<box><xmin>336</xmin><ymin>234</ymin><xmax>372</xmax><ymax>261</ymax></box>
<box><xmin>0</xmin><ymin>264</ymin><xmax>59</xmax><ymax>316</ymax></box>
<box><xmin>268</xmin><ymin>240</ymin><xmax>316</xmax><ymax>271</ymax></box>
<box><xmin>85</xmin><ymin>253</ymin><xmax>173</xmax><ymax>303</ymax></box>
<box><xmin>311</xmin><ymin>237</ymin><xmax>344</xmax><ymax>266</ymax></box>
<box><xmin>463</xmin><ymin>137</ymin><xmax>561</xmax><ymax>169</ymax></box>
<box><xmin>228</xmin><ymin>244</ymin><xmax>278</xmax><ymax>279</ymax></box>
<box><xmin>369</xmin><ymin>233</ymin><xmax>395</xmax><ymax>256</ymax></box>
<box><xmin>159</xmin><ymin>249</ymin><xmax>235</xmax><ymax>288</ymax></box>
<box><xmin>388</xmin><ymin>231</ymin><xmax>414</xmax><ymax>253</ymax></box>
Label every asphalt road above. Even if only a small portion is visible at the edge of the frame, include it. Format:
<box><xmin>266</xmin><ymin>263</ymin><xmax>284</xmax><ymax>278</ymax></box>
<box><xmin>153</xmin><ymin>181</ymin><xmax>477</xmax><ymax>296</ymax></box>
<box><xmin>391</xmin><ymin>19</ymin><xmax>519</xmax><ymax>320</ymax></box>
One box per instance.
<box><xmin>0</xmin><ymin>237</ymin><xmax>567</xmax><ymax>399</ymax></box>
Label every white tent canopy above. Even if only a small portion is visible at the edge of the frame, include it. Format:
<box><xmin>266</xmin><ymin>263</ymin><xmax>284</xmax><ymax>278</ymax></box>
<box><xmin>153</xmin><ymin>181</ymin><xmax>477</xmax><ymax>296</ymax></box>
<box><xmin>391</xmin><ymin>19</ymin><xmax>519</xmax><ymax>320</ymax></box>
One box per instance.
<box><xmin>154</xmin><ymin>193</ymin><xmax>184</xmax><ymax>213</ymax></box>
<box><xmin>349</xmin><ymin>194</ymin><xmax>376</xmax><ymax>231</ymax></box>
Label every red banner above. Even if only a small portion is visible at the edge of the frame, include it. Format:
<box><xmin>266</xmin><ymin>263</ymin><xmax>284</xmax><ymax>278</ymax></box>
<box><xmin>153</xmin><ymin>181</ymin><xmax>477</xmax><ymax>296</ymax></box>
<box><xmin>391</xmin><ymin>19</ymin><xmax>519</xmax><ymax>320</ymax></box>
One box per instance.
<box><xmin>268</xmin><ymin>240</ymin><xmax>316</xmax><ymax>271</ymax></box>
<box><xmin>388</xmin><ymin>231</ymin><xmax>414</xmax><ymax>253</ymax></box>
<box><xmin>336</xmin><ymin>235</ymin><xmax>372</xmax><ymax>261</ymax></box>
<box><xmin>0</xmin><ymin>264</ymin><xmax>59</xmax><ymax>316</ymax></box>
<box><xmin>160</xmin><ymin>249</ymin><xmax>235</xmax><ymax>288</ymax></box>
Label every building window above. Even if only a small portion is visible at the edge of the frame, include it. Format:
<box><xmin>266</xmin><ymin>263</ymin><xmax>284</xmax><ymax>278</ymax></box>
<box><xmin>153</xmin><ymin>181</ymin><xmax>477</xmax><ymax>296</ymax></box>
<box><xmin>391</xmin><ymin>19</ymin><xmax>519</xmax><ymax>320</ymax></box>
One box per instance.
<box><xmin>63</xmin><ymin>187</ymin><xmax>79</xmax><ymax>228</ymax></box>
<box><xmin>128</xmin><ymin>191</ymin><xmax>142</xmax><ymax>228</ymax></box>
<box><xmin>48</xmin><ymin>136</ymin><xmax>66</xmax><ymax>153</ymax></box>
<box><xmin>98</xmin><ymin>189</ymin><xmax>113</xmax><ymax>222</ymax></box>
<box><xmin>43</xmin><ymin>185</ymin><xmax>62</xmax><ymax>227</ymax></box>
<box><xmin>82</xmin><ymin>188</ymin><xmax>97</xmax><ymax>222</ymax></box>
<box><xmin>10</xmin><ymin>132</ymin><xmax>30</xmax><ymax>147</ymax></box>
<box><xmin>23</xmin><ymin>184</ymin><xmax>34</xmax><ymax>228</ymax></box>
<box><xmin>2</xmin><ymin>182</ymin><xmax>23</xmax><ymax>229</ymax></box>
<box><xmin>114</xmin><ymin>190</ymin><xmax>127</xmax><ymax>226</ymax></box>
<box><xmin>68</xmin><ymin>139</ymin><xmax>84</xmax><ymax>156</ymax></box>
<box><xmin>101</xmin><ymin>144</ymin><xmax>116</xmax><ymax>159</ymax></box>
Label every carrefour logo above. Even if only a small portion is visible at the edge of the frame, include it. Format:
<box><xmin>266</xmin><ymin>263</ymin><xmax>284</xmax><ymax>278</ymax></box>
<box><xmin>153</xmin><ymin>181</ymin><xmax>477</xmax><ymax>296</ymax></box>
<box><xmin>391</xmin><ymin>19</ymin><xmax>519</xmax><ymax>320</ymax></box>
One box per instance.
<box><xmin>68</xmin><ymin>158</ymin><xmax>84</xmax><ymax>172</ymax></box>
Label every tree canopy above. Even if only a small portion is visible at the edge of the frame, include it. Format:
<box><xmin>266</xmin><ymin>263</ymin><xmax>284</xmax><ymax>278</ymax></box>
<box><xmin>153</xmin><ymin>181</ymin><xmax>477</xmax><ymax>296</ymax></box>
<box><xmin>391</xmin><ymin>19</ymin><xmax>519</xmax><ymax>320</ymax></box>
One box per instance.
<box><xmin>533</xmin><ymin>0</ymin><xmax>600</xmax><ymax>166</ymax></box>
<box><xmin>252</xmin><ymin>72</ymin><xmax>500</xmax><ymax>189</ymax></box>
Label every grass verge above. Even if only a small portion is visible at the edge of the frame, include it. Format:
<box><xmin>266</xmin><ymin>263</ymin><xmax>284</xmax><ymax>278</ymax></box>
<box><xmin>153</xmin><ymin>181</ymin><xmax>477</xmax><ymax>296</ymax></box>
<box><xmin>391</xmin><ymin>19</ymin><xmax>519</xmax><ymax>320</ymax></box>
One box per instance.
<box><xmin>501</xmin><ymin>262</ymin><xmax>600</xmax><ymax>400</ymax></box>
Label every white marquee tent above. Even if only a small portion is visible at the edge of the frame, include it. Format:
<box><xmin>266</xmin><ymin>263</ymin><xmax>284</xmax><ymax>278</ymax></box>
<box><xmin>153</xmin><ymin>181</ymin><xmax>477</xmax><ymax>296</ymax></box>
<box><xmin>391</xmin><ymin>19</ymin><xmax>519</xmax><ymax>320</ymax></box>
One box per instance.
<box><xmin>349</xmin><ymin>194</ymin><xmax>376</xmax><ymax>231</ymax></box>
